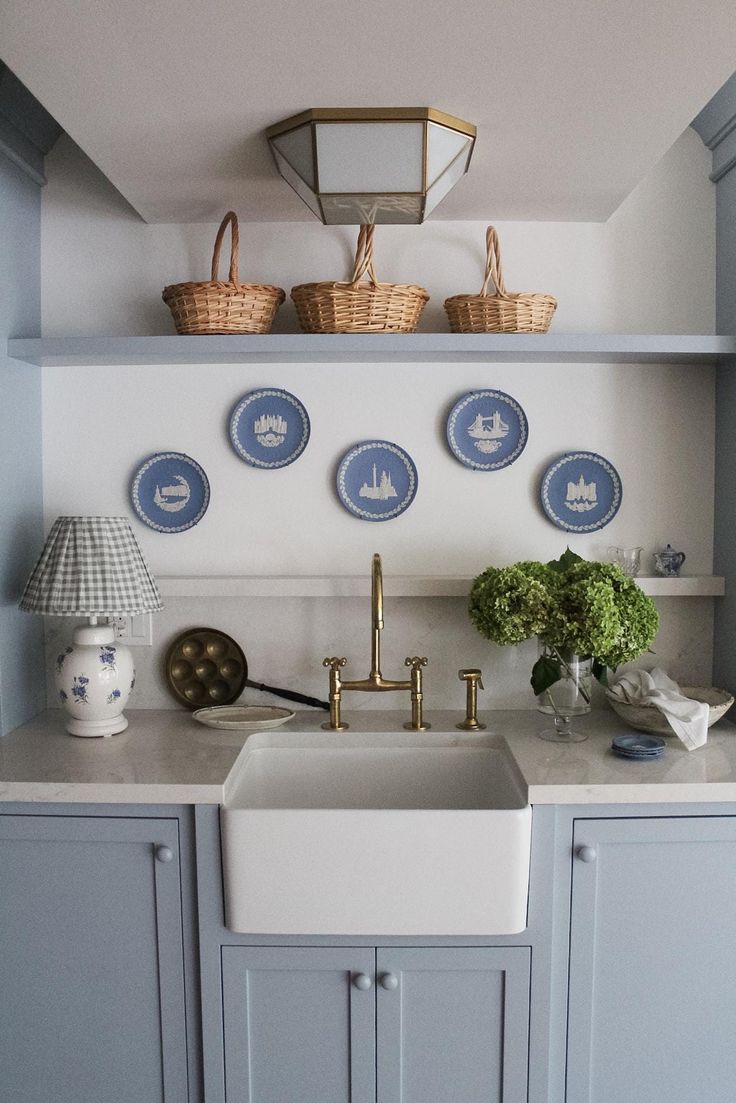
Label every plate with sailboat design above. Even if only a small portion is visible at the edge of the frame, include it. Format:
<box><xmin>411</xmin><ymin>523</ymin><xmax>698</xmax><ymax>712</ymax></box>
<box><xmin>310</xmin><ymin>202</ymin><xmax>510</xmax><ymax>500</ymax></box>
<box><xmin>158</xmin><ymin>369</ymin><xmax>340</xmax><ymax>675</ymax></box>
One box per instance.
<box><xmin>446</xmin><ymin>389</ymin><xmax>528</xmax><ymax>470</ymax></box>
<box><xmin>540</xmin><ymin>451</ymin><xmax>622</xmax><ymax>532</ymax></box>
<box><xmin>336</xmin><ymin>440</ymin><xmax>418</xmax><ymax>521</ymax></box>
<box><xmin>131</xmin><ymin>451</ymin><xmax>210</xmax><ymax>533</ymax></box>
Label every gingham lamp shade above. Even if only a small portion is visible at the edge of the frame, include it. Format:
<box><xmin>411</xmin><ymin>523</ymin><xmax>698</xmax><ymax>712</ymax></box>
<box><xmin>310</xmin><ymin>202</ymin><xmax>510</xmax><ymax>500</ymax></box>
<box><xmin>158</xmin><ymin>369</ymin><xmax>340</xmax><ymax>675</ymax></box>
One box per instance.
<box><xmin>19</xmin><ymin>516</ymin><xmax>162</xmax><ymax>616</ymax></box>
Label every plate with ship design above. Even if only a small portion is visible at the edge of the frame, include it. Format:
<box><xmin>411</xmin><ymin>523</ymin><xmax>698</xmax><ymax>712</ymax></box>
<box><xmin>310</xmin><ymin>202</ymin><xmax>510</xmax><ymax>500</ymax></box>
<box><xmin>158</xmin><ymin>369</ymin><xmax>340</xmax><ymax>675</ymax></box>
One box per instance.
<box><xmin>230</xmin><ymin>388</ymin><xmax>310</xmax><ymax>469</ymax></box>
<box><xmin>446</xmin><ymin>389</ymin><xmax>528</xmax><ymax>470</ymax></box>
<box><xmin>336</xmin><ymin>440</ymin><xmax>418</xmax><ymax>522</ymax></box>
<box><xmin>540</xmin><ymin>451</ymin><xmax>622</xmax><ymax>532</ymax></box>
<box><xmin>131</xmin><ymin>451</ymin><xmax>210</xmax><ymax>533</ymax></box>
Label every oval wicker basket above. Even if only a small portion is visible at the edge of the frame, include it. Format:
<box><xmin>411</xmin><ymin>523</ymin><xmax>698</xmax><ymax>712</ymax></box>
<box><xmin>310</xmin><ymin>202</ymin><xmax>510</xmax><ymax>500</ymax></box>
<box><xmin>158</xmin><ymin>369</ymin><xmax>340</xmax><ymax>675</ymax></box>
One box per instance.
<box><xmin>291</xmin><ymin>225</ymin><xmax>429</xmax><ymax>334</ymax></box>
<box><xmin>444</xmin><ymin>225</ymin><xmax>557</xmax><ymax>334</ymax></box>
<box><xmin>162</xmin><ymin>211</ymin><xmax>285</xmax><ymax>335</ymax></box>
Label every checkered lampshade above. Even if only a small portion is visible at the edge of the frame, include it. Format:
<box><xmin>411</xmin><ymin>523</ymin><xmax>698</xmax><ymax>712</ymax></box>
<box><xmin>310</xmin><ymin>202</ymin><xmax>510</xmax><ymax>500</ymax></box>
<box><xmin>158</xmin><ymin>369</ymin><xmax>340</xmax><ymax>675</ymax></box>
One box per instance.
<box><xmin>19</xmin><ymin>516</ymin><xmax>163</xmax><ymax>616</ymax></box>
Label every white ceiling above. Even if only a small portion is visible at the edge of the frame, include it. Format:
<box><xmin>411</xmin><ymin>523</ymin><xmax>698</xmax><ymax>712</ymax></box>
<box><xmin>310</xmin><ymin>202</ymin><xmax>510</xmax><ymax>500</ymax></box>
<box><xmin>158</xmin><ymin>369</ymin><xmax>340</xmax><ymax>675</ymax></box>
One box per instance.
<box><xmin>2</xmin><ymin>0</ymin><xmax>736</xmax><ymax>224</ymax></box>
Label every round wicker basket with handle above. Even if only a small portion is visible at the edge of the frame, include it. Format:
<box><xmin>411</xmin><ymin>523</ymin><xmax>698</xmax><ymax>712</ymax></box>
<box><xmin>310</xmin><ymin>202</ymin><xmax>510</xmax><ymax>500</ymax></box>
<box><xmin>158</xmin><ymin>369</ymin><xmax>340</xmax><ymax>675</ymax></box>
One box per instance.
<box><xmin>162</xmin><ymin>211</ymin><xmax>285</xmax><ymax>335</ymax></box>
<box><xmin>444</xmin><ymin>225</ymin><xmax>557</xmax><ymax>333</ymax></box>
<box><xmin>291</xmin><ymin>224</ymin><xmax>429</xmax><ymax>334</ymax></box>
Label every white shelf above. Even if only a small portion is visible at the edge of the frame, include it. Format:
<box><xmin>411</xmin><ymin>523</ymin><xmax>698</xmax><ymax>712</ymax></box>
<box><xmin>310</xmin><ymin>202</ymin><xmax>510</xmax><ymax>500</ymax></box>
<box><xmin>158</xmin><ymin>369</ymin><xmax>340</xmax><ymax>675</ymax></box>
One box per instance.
<box><xmin>8</xmin><ymin>333</ymin><xmax>736</xmax><ymax>366</ymax></box>
<box><xmin>157</xmin><ymin>575</ymin><xmax>725</xmax><ymax>599</ymax></box>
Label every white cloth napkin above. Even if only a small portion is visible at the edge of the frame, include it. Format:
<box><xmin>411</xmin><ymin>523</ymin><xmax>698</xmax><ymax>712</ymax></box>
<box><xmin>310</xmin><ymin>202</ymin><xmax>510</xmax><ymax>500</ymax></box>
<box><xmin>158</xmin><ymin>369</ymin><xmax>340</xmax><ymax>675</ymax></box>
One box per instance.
<box><xmin>608</xmin><ymin>668</ymin><xmax>709</xmax><ymax>750</ymax></box>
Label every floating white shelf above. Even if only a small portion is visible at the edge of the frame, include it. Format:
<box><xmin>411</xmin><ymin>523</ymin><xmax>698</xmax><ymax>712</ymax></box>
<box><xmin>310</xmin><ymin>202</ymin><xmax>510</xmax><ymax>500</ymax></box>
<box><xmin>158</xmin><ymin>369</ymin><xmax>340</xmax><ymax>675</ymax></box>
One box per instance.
<box><xmin>8</xmin><ymin>333</ymin><xmax>736</xmax><ymax>367</ymax></box>
<box><xmin>157</xmin><ymin>575</ymin><xmax>725</xmax><ymax>599</ymax></box>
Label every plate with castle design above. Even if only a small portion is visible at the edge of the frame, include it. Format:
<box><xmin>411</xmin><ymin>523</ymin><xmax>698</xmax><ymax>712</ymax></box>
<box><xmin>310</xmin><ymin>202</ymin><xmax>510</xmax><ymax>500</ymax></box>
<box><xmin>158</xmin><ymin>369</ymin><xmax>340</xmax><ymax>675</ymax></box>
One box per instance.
<box><xmin>540</xmin><ymin>451</ymin><xmax>622</xmax><ymax>533</ymax></box>
<box><xmin>336</xmin><ymin>440</ymin><xmax>418</xmax><ymax>522</ymax></box>
<box><xmin>446</xmin><ymin>389</ymin><xmax>528</xmax><ymax>470</ymax></box>
<box><xmin>230</xmin><ymin>388</ymin><xmax>310</xmax><ymax>469</ymax></box>
<box><xmin>131</xmin><ymin>451</ymin><xmax>210</xmax><ymax>533</ymax></box>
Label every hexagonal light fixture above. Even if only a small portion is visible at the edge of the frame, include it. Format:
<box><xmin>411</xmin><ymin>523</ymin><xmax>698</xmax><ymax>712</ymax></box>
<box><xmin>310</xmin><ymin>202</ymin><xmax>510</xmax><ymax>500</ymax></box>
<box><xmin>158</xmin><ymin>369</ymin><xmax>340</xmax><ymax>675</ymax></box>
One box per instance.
<box><xmin>266</xmin><ymin>107</ymin><xmax>476</xmax><ymax>224</ymax></box>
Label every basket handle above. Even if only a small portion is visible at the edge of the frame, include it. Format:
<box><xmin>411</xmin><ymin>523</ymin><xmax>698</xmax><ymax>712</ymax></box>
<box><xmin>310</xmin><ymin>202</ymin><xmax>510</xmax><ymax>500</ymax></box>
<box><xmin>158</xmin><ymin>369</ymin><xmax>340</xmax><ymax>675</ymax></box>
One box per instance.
<box><xmin>479</xmin><ymin>225</ymin><xmax>510</xmax><ymax>298</ymax></box>
<box><xmin>211</xmin><ymin>211</ymin><xmax>240</xmax><ymax>284</ymax></box>
<box><xmin>348</xmin><ymin>224</ymin><xmax>382</xmax><ymax>287</ymax></box>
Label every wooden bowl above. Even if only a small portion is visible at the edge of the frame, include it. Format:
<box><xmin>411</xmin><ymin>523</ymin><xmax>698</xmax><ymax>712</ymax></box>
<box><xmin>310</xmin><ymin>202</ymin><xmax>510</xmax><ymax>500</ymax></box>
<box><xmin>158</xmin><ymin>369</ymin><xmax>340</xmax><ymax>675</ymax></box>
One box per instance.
<box><xmin>606</xmin><ymin>686</ymin><xmax>734</xmax><ymax>735</ymax></box>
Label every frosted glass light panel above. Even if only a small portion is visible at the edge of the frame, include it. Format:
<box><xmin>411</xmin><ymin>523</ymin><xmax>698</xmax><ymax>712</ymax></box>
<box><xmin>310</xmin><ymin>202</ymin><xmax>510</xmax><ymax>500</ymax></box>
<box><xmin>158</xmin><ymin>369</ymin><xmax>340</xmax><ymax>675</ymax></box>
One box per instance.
<box><xmin>266</xmin><ymin>108</ymin><xmax>476</xmax><ymax>224</ymax></box>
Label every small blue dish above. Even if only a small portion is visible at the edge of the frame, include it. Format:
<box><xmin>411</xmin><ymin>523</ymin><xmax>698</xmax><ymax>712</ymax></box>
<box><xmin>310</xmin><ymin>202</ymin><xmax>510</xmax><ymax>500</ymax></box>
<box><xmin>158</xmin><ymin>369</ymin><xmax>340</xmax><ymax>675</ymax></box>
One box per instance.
<box><xmin>612</xmin><ymin>734</ymin><xmax>666</xmax><ymax>759</ymax></box>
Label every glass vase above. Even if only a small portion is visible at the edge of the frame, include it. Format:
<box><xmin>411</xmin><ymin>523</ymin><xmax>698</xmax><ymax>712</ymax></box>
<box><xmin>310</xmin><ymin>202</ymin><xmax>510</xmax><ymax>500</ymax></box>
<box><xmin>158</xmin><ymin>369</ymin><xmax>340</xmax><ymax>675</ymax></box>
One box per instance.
<box><xmin>536</xmin><ymin>643</ymin><xmax>592</xmax><ymax>743</ymax></box>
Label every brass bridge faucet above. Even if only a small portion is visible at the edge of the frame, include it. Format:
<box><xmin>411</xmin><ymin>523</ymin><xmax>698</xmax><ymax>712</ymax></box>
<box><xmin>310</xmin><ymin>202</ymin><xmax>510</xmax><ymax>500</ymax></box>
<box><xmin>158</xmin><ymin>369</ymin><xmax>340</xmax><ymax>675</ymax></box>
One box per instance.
<box><xmin>322</xmin><ymin>553</ymin><xmax>429</xmax><ymax>732</ymax></box>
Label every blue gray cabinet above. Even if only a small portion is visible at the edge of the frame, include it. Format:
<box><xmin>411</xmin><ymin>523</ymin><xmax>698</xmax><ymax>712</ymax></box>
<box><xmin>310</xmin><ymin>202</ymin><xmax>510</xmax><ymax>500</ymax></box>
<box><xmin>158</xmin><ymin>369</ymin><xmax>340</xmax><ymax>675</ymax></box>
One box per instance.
<box><xmin>0</xmin><ymin>813</ymin><xmax>189</xmax><ymax>1103</ymax></box>
<box><xmin>376</xmin><ymin>947</ymin><xmax>530</xmax><ymax>1103</ymax></box>
<box><xmin>567</xmin><ymin>815</ymin><xmax>736</xmax><ymax>1103</ymax></box>
<box><xmin>220</xmin><ymin>945</ymin><xmax>530</xmax><ymax>1103</ymax></box>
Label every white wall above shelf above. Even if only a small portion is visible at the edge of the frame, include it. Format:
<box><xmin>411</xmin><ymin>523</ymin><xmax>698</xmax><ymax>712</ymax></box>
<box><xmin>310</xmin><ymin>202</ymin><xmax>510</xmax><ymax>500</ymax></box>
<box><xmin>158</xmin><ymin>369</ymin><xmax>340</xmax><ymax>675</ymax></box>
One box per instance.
<box><xmin>9</xmin><ymin>334</ymin><xmax>736</xmax><ymax>367</ymax></box>
<box><xmin>157</xmin><ymin>575</ymin><xmax>725</xmax><ymax>599</ymax></box>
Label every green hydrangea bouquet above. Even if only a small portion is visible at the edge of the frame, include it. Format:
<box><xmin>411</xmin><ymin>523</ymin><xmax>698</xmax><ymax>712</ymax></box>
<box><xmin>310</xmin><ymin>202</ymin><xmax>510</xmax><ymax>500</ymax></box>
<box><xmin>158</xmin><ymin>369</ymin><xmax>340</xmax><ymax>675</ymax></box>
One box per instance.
<box><xmin>468</xmin><ymin>548</ymin><xmax>659</xmax><ymax>698</ymax></box>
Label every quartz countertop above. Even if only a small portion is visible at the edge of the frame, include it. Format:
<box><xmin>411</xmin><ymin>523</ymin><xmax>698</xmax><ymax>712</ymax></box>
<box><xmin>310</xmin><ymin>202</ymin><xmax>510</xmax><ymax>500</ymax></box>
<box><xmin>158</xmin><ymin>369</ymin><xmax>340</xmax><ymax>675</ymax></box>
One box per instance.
<box><xmin>1</xmin><ymin>707</ymin><xmax>735</xmax><ymax>805</ymax></box>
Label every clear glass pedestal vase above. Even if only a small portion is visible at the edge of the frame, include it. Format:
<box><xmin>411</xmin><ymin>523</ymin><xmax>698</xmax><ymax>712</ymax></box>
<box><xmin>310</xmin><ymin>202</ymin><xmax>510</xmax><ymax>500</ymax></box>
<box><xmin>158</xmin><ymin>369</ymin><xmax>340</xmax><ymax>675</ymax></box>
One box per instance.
<box><xmin>536</xmin><ymin>645</ymin><xmax>592</xmax><ymax>743</ymax></box>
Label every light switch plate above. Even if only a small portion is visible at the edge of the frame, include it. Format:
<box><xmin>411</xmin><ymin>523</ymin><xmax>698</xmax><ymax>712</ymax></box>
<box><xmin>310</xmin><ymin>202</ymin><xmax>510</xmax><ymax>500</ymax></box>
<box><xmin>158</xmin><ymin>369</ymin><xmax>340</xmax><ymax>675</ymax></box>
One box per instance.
<box><xmin>110</xmin><ymin>613</ymin><xmax>153</xmax><ymax>646</ymax></box>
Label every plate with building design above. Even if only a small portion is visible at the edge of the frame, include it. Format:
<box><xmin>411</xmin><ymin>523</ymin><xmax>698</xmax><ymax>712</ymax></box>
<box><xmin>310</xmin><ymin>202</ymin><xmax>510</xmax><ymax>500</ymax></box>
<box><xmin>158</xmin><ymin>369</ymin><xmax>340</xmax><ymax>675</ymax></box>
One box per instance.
<box><xmin>540</xmin><ymin>451</ymin><xmax>622</xmax><ymax>532</ymax></box>
<box><xmin>336</xmin><ymin>440</ymin><xmax>418</xmax><ymax>522</ymax></box>
<box><xmin>230</xmin><ymin>388</ymin><xmax>310</xmax><ymax>469</ymax></box>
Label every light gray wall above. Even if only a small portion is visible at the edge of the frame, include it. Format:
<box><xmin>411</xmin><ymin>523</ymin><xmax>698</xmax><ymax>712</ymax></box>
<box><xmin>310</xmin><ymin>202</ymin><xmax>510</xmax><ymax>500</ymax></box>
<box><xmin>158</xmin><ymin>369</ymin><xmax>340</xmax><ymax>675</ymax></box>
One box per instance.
<box><xmin>0</xmin><ymin>65</ymin><xmax>60</xmax><ymax>734</ymax></box>
<box><xmin>0</xmin><ymin>150</ymin><xmax>45</xmax><ymax>734</ymax></box>
<box><xmin>693</xmin><ymin>74</ymin><xmax>736</xmax><ymax>696</ymax></box>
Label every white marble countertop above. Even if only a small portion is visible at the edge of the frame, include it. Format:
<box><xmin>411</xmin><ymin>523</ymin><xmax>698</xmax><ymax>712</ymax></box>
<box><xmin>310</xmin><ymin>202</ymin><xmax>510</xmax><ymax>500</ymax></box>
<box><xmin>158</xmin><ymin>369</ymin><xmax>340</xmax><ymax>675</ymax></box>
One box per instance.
<box><xmin>1</xmin><ymin>707</ymin><xmax>735</xmax><ymax>805</ymax></box>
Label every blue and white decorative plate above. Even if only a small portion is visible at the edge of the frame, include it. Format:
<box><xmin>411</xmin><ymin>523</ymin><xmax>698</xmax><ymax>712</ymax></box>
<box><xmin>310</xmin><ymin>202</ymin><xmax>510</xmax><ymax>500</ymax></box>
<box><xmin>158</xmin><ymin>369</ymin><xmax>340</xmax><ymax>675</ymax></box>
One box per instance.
<box><xmin>540</xmin><ymin>451</ymin><xmax>622</xmax><ymax>533</ymax></box>
<box><xmin>229</xmin><ymin>388</ymin><xmax>310</xmax><ymax>469</ymax></box>
<box><xmin>131</xmin><ymin>452</ymin><xmax>210</xmax><ymax>533</ymax></box>
<box><xmin>336</xmin><ymin>440</ymin><xmax>418</xmax><ymax>522</ymax></box>
<box><xmin>446</xmin><ymin>389</ymin><xmax>528</xmax><ymax>470</ymax></box>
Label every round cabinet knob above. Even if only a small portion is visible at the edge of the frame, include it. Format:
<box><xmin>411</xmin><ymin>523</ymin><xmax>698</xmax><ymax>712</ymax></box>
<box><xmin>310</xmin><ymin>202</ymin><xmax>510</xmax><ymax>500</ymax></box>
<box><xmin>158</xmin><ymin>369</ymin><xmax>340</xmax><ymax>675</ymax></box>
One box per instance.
<box><xmin>155</xmin><ymin>845</ymin><xmax>174</xmax><ymax>863</ymax></box>
<box><xmin>577</xmin><ymin>845</ymin><xmax>597</xmax><ymax>863</ymax></box>
<box><xmin>379</xmin><ymin>973</ymin><xmax>399</xmax><ymax>991</ymax></box>
<box><xmin>353</xmin><ymin>973</ymin><xmax>372</xmax><ymax>991</ymax></box>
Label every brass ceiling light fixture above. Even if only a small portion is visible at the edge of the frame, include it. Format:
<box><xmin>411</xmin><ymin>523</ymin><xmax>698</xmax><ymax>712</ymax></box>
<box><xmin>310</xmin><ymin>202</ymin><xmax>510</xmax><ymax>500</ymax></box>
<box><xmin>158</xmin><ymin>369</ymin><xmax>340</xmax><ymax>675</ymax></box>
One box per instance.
<box><xmin>266</xmin><ymin>107</ymin><xmax>476</xmax><ymax>225</ymax></box>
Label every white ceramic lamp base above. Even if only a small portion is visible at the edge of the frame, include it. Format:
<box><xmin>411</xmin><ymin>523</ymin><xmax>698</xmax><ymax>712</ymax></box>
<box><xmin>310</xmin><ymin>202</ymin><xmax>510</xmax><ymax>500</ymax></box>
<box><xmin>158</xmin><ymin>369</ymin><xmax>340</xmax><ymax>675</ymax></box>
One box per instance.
<box><xmin>54</xmin><ymin>623</ymin><xmax>135</xmax><ymax>738</ymax></box>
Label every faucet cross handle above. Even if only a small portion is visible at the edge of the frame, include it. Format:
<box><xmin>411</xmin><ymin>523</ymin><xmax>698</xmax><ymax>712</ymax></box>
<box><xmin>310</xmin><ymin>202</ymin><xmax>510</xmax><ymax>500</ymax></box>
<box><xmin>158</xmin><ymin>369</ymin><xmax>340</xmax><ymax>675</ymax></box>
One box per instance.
<box><xmin>404</xmin><ymin>656</ymin><xmax>428</xmax><ymax>670</ymax></box>
<box><xmin>323</xmin><ymin>656</ymin><xmax>348</xmax><ymax>670</ymax></box>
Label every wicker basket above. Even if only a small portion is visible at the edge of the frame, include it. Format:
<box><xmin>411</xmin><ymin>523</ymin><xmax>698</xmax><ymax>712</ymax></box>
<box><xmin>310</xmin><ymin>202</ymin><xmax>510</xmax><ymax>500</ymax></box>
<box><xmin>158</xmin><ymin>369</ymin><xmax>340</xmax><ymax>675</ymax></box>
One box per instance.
<box><xmin>444</xmin><ymin>226</ymin><xmax>557</xmax><ymax>333</ymax></box>
<box><xmin>162</xmin><ymin>211</ymin><xmax>285</xmax><ymax>335</ymax></box>
<box><xmin>291</xmin><ymin>225</ymin><xmax>429</xmax><ymax>334</ymax></box>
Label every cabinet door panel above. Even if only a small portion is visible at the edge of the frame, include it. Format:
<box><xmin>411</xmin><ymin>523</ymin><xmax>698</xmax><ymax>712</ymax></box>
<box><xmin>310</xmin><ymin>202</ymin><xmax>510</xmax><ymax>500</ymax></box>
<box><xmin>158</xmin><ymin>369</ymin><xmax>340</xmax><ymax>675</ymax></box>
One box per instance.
<box><xmin>376</xmin><ymin>946</ymin><xmax>530</xmax><ymax>1103</ymax></box>
<box><xmin>0</xmin><ymin>814</ymin><xmax>187</xmax><ymax>1103</ymax></box>
<box><xmin>568</xmin><ymin>816</ymin><xmax>736</xmax><ymax>1103</ymax></box>
<box><xmin>222</xmin><ymin>946</ymin><xmax>375</xmax><ymax>1103</ymax></box>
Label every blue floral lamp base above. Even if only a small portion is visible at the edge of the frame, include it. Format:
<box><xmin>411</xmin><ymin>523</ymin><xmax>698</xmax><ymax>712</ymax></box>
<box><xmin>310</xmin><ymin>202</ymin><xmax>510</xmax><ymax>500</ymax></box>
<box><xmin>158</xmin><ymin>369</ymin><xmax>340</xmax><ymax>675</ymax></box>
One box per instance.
<box><xmin>55</xmin><ymin>623</ymin><xmax>135</xmax><ymax>737</ymax></box>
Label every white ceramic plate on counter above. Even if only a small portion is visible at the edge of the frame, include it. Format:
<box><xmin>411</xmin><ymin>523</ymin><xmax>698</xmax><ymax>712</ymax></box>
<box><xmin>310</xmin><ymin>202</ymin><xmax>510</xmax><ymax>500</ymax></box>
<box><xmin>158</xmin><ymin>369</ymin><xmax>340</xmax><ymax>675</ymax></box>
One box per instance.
<box><xmin>192</xmin><ymin>705</ymin><xmax>295</xmax><ymax>730</ymax></box>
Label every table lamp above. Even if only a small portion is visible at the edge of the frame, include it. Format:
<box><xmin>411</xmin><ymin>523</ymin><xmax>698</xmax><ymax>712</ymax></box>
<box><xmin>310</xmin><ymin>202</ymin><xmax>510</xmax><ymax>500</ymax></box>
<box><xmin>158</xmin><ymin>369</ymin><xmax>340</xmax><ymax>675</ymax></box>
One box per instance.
<box><xmin>19</xmin><ymin>516</ymin><xmax>162</xmax><ymax>737</ymax></box>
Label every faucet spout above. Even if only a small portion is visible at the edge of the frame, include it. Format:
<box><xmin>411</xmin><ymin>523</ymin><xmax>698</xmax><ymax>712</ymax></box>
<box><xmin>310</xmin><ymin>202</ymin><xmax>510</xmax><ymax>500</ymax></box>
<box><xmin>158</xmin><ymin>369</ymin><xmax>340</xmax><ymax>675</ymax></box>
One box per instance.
<box><xmin>371</xmin><ymin>553</ymin><xmax>384</xmax><ymax>678</ymax></box>
<box><xmin>323</xmin><ymin>553</ymin><xmax>429</xmax><ymax>731</ymax></box>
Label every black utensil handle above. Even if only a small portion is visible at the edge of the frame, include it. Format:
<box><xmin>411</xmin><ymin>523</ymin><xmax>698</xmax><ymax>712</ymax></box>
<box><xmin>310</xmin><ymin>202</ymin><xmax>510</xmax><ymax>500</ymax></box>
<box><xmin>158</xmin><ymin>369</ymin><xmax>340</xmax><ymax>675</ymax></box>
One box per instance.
<box><xmin>245</xmin><ymin>679</ymin><xmax>330</xmax><ymax>711</ymax></box>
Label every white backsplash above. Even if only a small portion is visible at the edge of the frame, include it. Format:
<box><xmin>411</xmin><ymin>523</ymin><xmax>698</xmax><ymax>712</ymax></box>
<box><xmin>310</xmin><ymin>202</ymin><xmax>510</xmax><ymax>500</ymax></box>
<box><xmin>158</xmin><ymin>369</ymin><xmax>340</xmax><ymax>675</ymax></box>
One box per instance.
<box><xmin>44</xmin><ymin>595</ymin><xmax>714</xmax><ymax>716</ymax></box>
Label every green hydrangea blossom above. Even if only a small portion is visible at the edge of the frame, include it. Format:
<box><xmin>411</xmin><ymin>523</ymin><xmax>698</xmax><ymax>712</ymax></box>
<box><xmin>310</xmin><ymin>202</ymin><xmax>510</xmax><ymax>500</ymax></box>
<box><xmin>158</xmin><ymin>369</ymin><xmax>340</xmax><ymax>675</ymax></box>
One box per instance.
<box><xmin>469</xmin><ymin>552</ymin><xmax>659</xmax><ymax>685</ymax></box>
<box><xmin>469</xmin><ymin>564</ymin><xmax>553</xmax><ymax>646</ymax></box>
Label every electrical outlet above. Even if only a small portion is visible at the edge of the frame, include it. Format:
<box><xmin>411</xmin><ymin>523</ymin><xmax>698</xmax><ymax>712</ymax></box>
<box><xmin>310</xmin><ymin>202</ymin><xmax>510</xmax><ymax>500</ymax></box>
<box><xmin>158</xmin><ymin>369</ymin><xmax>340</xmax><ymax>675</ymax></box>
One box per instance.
<box><xmin>111</xmin><ymin>613</ymin><xmax>153</xmax><ymax>646</ymax></box>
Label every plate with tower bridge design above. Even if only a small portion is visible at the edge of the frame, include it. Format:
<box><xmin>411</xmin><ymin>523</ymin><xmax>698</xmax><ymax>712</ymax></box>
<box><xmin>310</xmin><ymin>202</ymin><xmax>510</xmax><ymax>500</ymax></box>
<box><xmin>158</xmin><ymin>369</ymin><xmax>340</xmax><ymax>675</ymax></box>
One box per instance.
<box><xmin>229</xmin><ymin>388</ymin><xmax>310</xmax><ymax>469</ymax></box>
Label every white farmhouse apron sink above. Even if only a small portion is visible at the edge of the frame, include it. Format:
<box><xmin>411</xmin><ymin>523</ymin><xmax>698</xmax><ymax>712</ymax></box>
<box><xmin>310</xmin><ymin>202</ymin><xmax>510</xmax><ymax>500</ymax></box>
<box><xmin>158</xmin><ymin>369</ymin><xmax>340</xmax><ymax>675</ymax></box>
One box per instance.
<box><xmin>220</xmin><ymin>730</ymin><xmax>531</xmax><ymax>936</ymax></box>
